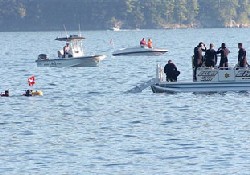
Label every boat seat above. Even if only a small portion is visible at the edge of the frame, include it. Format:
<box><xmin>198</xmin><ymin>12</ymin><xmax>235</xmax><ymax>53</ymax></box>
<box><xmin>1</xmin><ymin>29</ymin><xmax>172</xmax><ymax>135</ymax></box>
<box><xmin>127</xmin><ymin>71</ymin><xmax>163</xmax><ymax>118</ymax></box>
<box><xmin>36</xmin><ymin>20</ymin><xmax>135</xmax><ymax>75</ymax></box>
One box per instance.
<box><xmin>38</xmin><ymin>54</ymin><xmax>47</xmax><ymax>60</ymax></box>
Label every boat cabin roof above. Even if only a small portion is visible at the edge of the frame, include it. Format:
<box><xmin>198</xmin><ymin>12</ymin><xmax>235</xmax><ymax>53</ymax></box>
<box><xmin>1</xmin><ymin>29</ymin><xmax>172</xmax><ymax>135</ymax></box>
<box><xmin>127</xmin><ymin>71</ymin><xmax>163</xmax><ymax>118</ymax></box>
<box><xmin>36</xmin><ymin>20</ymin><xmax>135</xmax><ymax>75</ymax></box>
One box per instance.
<box><xmin>55</xmin><ymin>35</ymin><xmax>85</xmax><ymax>42</ymax></box>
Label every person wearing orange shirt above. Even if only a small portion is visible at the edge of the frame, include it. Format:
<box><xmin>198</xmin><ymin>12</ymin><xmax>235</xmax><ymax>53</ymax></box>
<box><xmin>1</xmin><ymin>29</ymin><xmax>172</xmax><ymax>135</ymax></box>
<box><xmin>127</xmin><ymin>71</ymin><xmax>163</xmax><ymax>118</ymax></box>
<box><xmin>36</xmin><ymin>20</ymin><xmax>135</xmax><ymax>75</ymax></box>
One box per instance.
<box><xmin>148</xmin><ymin>38</ymin><xmax>153</xmax><ymax>48</ymax></box>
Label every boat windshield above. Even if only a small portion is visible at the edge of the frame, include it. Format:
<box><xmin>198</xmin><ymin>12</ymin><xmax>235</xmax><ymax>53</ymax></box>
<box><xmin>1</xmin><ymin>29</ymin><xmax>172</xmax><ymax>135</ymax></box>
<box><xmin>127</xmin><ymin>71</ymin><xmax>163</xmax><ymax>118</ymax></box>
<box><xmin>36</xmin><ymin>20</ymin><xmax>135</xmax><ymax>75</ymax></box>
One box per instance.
<box><xmin>55</xmin><ymin>35</ymin><xmax>85</xmax><ymax>42</ymax></box>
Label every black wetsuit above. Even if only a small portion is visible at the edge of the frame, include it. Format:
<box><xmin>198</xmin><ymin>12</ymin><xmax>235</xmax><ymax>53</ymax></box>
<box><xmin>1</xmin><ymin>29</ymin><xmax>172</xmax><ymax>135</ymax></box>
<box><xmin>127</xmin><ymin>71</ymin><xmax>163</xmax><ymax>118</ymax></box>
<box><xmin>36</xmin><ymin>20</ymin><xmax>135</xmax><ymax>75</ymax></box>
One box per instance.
<box><xmin>217</xmin><ymin>47</ymin><xmax>230</xmax><ymax>67</ymax></box>
<box><xmin>193</xmin><ymin>46</ymin><xmax>203</xmax><ymax>67</ymax></box>
<box><xmin>205</xmin><ymin>49</ymin><xmax>217</xmax><ymax>67</ymax></box>
<box><xmin>238</xmin><ymin>48</ymin><xmax>247</xmax><ymax>67</ymax></box>
<box><xmin>164</xmin><ymin>63</ymin><xmax>179</xmax><ymax>82</ymax></box>
<box><xmin>193</xmin><ymin>46</ymin><xmax>206</xmax><ymax>81</ymax></box>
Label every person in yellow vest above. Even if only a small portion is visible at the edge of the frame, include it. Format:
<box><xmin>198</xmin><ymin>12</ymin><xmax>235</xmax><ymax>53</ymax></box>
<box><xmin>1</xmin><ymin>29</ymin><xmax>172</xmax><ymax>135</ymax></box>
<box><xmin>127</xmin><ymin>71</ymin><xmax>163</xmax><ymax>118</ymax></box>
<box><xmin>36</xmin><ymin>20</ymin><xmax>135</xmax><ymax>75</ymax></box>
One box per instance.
<box><xmin>148</xmin><ymin>38</ymin><xmax>153</xmax><ymax>48</ymax></box>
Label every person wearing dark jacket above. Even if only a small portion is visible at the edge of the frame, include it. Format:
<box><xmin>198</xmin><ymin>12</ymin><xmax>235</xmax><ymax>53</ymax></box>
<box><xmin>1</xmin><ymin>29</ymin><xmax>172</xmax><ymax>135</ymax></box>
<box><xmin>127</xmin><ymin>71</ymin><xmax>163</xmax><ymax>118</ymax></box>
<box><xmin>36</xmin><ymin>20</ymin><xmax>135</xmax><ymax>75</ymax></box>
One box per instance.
<box><xmin>193</xmin><ymin>42</ymin><xmax>206</xmax><ymax>81</ymax></box>
<box><xmin>205</xmin><ymin>43</ymin><xmax>217</xmax><ymax>67</ymax></box>
<box><xmin>238</xmin><ymin>43</ymin><xmax>247</xmax><ymax>67</ymax></box>
<box><xmin>164</xmin><ymin>60</ymin><xmax>180</xmax><ymax>82</ymax></box>
<box><xmin>216</xmin><ymin>43</ymin><xmax>230</xmax><ymax>68</ymax></box>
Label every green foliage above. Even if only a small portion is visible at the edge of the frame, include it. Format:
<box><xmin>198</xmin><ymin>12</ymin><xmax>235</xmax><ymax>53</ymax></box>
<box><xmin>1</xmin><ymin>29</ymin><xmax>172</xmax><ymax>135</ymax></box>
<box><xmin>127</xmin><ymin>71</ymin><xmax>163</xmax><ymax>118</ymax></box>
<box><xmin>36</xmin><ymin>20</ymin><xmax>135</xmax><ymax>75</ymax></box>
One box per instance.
<box><xmin>0</xmin><ymin>0</ymin><xmax>250</xmax><ymax>31</ymax></box>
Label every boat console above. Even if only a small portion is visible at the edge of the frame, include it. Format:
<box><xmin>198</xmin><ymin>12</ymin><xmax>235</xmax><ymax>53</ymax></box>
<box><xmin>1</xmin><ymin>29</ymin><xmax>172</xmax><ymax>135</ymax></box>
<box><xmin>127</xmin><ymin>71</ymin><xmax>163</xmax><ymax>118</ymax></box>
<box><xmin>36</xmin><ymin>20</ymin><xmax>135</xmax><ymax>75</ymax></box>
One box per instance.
<box><xmin>196</xmin><ymin>66</ymin><xmax>250</xmax><ymax>82</ymax></box>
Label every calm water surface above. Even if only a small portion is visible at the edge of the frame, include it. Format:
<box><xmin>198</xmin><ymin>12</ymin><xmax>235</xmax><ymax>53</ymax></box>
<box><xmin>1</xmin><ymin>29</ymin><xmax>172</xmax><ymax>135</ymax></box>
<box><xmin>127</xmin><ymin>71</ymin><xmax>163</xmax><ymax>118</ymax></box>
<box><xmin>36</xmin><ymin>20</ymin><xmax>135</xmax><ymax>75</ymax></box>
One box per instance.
<box><xmin>0</xmin><ymin>29</ymin><xmax>250</xmax><ymax>174</ymax></box>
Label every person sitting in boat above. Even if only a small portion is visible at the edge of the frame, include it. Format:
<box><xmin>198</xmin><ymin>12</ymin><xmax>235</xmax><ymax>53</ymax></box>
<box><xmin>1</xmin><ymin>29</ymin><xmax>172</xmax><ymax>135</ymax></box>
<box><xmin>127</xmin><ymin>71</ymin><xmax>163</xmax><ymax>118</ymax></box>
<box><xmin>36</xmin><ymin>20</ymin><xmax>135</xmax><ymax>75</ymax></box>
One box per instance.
<box><xmin>140</xmin><ymin>38</ymin><xmax>147</xmax><ymax>47</ymax></box>
<box><xmin>164</xmin><ymin>60</ymin><xmax>180</xmax><ymax>82</ymax></box>
<box><xmin>217</xmin><ymin>43</ymin><xmax>230</xmax><ymax>69</ymax></box>
<box><xmin>63</xmin><ymin>43</ymin><xmax>71</xmax><ymax>58</ymax></box>
<box><xmin>193</xmin><ymin>42</ymin><xmax>206</xmax><ymax>81</ymax></box>
<box><xmin>148</xmin><ymin>38</ymin><xmax>153</xmax><ymax>48</ymax></box>
<box><xmin>238</xmin><ymin>43</ymin><xmax>247</xmax><ymax>67</ymax></box>
<box><xmin>1</xmin><ymin>90</ymin><xmax>9</xmax><ymax>97</ymax></box>
<box><xmin>205</xmin><ymin>43</ymin><xmax>217</xmax><ymax>67</ymax></box>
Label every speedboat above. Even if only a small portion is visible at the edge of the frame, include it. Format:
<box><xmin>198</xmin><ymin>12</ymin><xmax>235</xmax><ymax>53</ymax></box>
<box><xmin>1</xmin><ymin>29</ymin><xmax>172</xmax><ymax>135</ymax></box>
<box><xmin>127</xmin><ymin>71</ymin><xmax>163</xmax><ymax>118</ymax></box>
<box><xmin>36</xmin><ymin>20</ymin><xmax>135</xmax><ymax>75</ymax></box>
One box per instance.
<box><xmin>36</xmin><ymin>34</ymin><xmax>106</xmax><ymax>67</ymax></box>
<box><xmin>112</xmin><ymin>46</ymin><xmax>168</xmax><ymax>56</ymax></box>
<box><xmin>151</xmin><ymin>64</ymin><xmax>250</xmax><ymax>93</ymax></box>
<box><xmin>112</xmin><ymin>27</ymin><xmax>120</xmax><ymax>31</ymax></box>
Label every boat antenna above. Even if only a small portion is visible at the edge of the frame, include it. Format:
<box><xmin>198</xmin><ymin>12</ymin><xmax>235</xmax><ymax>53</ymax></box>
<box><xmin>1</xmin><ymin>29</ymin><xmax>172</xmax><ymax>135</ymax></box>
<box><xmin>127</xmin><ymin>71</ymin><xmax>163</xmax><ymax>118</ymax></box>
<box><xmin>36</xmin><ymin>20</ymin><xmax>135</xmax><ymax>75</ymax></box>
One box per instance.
<box><xmin>63</xmin><ymin>24</ymin><xmax>68</xmax><ymax>37</ymax></box>
<box><xmin>78</xmin><ymin>24</ymin><xmax>82</xmax><ymax>37</ymax></box>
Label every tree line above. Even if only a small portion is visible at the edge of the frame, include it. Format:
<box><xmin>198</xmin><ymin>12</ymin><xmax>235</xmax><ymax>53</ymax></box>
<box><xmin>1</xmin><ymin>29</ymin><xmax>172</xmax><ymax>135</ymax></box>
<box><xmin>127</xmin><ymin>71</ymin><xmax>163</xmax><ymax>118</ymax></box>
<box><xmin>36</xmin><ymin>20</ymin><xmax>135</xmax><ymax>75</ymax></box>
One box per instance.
<box><xmin>0</xmin><ymin>0</ymin><xmax>249</xmax><ymax>31</ymax></box>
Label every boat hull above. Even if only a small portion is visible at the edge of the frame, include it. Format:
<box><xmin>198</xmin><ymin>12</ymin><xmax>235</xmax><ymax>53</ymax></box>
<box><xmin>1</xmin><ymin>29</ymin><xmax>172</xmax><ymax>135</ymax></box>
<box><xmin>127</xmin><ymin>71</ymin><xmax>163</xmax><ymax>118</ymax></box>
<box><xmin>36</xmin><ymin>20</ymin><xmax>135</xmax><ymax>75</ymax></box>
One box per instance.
<box><xmin>152</xmin><ymin>64</ymin><xmax>250</xmax><ymax>93</ymax></box>
<box><xmin>151</xmin><ymin>81</ymin><xmax>250</xmax><ymax>93</ymax></box>
<box><xmin>36</xmin><ymin>55</ymin><xmax>106</xmax><ymax>67</ymax></box>
<box><xmin>112</xmin><ymin>47</ymin><xmax>168</xmax><ymax>56</ymax></box>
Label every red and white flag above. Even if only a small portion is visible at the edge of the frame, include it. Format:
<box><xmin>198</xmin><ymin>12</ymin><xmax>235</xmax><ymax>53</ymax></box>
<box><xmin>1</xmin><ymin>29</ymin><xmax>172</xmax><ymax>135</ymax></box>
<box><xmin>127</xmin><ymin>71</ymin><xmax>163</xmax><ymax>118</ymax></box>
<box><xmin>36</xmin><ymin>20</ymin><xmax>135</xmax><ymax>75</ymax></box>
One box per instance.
<box><xmin>28</xmin><ymin>75</ymin><xmax>35</xmax><ymax>86</ymax></box>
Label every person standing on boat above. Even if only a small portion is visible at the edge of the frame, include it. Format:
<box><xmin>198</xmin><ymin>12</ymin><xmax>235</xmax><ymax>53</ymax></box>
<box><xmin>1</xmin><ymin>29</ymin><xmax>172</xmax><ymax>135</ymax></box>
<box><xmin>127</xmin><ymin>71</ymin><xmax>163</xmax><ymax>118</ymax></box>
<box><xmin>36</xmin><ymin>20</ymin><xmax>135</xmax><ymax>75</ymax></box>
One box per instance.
<box><xmin>205</xmin><ymin>43</ymin><xmax>217</xmax><ymax>67</ymax></box>
<box><xmin>217</xmin><ymin>43</ymin><xmax>230</xmax><ymax>68</ymax></box>
<box><xmin>140</xmin><ymin>38</ymin><xmax>147</xmax><ymax>47</ymax></box>
<box><xmin>164</xmin><ymin>60</ymin><xmax>180</xmax><ymax>82</ymax></box>
<box><xmin>148</xmin><ymin>38</ymin><xmax>153</xmax><ymax>48</ymax></box>
<box><xmin>63</xmin><ymin>42</ymin><xmax>70</xmax><ymax>58</ymax></box>
<box><xmin>238</xmin><ymin>43</ymin><xmax>247</xmax><ymax>67</ymax></box>
<box><xmin>193</xmin><ymin>42</ymin><xmax>206</xmax><ymax>81</ymax></box>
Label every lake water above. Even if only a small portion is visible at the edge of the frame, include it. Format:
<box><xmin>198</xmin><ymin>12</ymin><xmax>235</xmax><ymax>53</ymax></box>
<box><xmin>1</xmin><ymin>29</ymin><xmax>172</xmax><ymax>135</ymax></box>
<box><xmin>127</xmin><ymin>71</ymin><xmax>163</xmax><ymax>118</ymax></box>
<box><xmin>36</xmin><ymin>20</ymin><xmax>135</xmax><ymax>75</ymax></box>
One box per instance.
<box><xmin>0</xmin><ymin>29</ymin><xmax>250</xmax><ymax>174</ymax></box>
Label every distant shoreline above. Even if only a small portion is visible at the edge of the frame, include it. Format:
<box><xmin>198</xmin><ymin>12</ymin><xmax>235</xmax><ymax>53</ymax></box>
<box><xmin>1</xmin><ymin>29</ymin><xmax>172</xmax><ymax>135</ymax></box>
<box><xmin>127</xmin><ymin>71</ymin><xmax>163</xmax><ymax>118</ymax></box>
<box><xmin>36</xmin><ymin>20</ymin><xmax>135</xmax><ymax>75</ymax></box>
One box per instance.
<box><xmin>1</xmin><ymin>26</ymin><xmax>250</xmax><ymax>32</ymax></box>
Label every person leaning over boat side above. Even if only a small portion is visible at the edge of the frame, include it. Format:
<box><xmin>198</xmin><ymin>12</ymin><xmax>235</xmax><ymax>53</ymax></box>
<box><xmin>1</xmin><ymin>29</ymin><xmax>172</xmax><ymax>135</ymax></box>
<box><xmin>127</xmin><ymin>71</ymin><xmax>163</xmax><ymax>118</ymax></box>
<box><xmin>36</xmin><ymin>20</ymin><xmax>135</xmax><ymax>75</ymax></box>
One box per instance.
<box><xmin>140</xmin><ymin>38</ymin><xmax>147</xmax><ymax>47</ymax></box>
<box><xmin>63</xmin><ymin>42</ymin><xmax>70</xmax><ymax>58</ymax></box>
<box><xmin>216</xmin><ymin>43</ymin><xmax>230</xmax><ymax>68</ymax></box>
<box><xmin>148</xmin><ymin>38</ymin><xmax>153</xmax><ymax>48</ymax></box>
<box><xmin>193</xmin><ymin>42</ymin><xmax>206</xmax><ymax>81</ymax></box>
<box><xmin>238</xmin><ymin>43</ymin><xmax>247</xmax><ymax>67</ymax></box>
<box><xmin>205</xmin><ymin>43</ymin><xmax>217</xmax><ymax>67</ymax></box>
<box><xmin>164</xmin><ymin>60</ymin><xmax>180</xmax><ymax>82</ymax></box>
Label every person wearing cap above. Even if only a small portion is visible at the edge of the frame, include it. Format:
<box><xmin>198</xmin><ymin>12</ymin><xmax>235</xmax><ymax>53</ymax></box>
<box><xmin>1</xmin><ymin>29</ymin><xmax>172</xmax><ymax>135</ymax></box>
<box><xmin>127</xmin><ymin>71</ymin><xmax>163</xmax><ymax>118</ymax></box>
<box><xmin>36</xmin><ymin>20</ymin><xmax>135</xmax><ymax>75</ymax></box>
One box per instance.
<box><xmin>217</xmin><ymin>43</ymin><xmax>230</xmax><ymax>68</ymax></box>
<box><xmin>164</xmin><ymin>60</ymin><xmax>180</xmax><ymax>82</ymax></box>
<box><xmin>205</xmin><ymin>43</ymin><xmax>217</xmax><ymax>67</ymax></box>
<box><xmin>238</xmin><ymin>43</ymin><xmax>247</xmax><ymax>67</ymax></box>
<box><xmin>193</xmin><ymin>42</ymin><xmax>206</xmax><ymax>81</ymax></box>
<box><xmin>63</xmin><ymin>42</ymin><xmax>70</xmax><ymax>58</ymax></box>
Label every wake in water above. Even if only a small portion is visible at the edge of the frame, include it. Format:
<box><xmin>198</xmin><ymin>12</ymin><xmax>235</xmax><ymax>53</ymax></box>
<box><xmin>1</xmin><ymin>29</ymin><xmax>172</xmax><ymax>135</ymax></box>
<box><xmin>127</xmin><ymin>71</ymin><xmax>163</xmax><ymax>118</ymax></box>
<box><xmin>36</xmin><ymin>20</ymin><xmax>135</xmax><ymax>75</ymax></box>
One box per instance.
<box><xmin>126</xmin><ymin>78</ymin><xmax>158</xmax><ymax>93</ymax></box>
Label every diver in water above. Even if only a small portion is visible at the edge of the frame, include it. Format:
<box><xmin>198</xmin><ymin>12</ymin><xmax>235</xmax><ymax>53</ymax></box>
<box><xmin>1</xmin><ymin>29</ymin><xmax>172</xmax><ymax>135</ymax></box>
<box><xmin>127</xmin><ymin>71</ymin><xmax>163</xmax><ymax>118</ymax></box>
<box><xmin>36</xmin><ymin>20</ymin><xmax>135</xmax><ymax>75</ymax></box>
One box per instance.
<box><xmin>1</xmin><ymin>90</ymin><xmax>9</xmax><ymax>97</ymax></box>
<box><xmin>23</xmin><ymin>89</ymin><xmax>43</xmax><ymax>96</ymax></box>
<box><xmin>24</xmin><ymin>90</ymin><xmax>33</xmax><ymax>96</ymax></box>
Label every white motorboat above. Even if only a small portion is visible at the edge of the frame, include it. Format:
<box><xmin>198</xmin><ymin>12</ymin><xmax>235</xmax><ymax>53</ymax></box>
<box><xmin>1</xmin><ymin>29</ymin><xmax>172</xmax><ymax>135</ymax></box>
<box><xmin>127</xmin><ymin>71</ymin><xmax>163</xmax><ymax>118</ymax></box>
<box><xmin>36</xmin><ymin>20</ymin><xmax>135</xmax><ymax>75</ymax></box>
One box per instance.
<box><xmin>151</xmin><ymin>64</ymin><xmax>250</xmax><ymax>93</ymax></box>
<box><xmin>36</xmin><ymin>35</ymin><xmax>106</xmax><ymax>67</ymax></box>
<box><xmin>112</xmin><ymin>27</ymin><xmax>120</xmax><ymax>31</ymax></box>
<box><xmin>112</xmin><ymin>46</ymin><xmax>168</xmax><ymax>56</ymax></box>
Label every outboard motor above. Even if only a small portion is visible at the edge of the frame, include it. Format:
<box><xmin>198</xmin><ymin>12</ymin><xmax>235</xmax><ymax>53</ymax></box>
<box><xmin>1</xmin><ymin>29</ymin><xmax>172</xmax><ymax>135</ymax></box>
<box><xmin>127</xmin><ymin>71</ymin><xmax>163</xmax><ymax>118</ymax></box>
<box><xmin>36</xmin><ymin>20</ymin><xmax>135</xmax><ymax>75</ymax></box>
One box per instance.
<box><xmin>38</xmin><ymin>54</ymin><xmax>47</xmax><ymax>60</ymax></box>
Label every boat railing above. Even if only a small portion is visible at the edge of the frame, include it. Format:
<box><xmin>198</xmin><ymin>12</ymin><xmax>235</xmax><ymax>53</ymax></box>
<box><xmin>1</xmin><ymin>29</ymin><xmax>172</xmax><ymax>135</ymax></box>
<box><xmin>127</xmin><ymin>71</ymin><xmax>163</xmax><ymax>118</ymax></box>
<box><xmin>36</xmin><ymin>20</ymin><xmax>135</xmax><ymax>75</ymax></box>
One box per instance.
<box><xmin>156</xmin><ymin>64</ymin><xmax>164</xmax><ymax>82</ymax></box>
<box><xmin>197</xmin><ymin>66</ymin><xmax>249</xmax><ymax>71</ymax></box>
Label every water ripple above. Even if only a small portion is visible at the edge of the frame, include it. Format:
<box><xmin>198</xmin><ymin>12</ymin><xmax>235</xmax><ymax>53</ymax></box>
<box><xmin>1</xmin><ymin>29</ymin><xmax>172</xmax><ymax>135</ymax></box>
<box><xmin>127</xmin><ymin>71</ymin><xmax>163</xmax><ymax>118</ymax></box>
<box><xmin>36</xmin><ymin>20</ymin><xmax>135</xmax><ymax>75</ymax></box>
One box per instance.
<box><xmin>1</xmin><ymin>29</ymin><xmax>250</xmax><ymax>174</ymax></box>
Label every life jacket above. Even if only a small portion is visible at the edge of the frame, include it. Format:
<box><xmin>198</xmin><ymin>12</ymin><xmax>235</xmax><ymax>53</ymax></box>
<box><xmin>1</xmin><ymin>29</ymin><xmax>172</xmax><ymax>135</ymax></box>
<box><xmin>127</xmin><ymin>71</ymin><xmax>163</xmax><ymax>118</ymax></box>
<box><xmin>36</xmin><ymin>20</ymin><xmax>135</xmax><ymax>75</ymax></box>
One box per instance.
<box><xmin>148</xmin><ymin>40</ymin><xmax>152</xmax><ymax>48</ymax></box>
